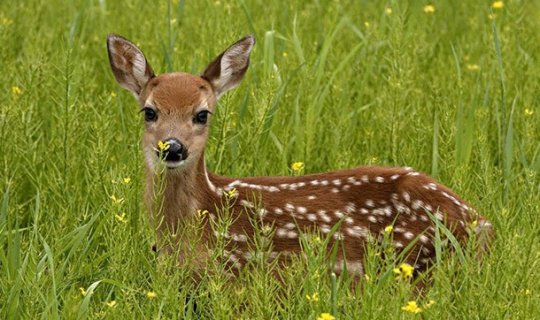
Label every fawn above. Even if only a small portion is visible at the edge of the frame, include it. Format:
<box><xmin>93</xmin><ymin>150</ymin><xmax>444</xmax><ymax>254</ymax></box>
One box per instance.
<box><xmin>107</xmin><ymin>34</ymin><xmax>492</xmax><ymax>279</ymax></box>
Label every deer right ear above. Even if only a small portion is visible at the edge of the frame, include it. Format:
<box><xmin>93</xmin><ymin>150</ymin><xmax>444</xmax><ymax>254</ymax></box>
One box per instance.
<box><xmin>107</xmin><ymin>34</ymin><xmax>155</xmax><ymax>98</ymax></box>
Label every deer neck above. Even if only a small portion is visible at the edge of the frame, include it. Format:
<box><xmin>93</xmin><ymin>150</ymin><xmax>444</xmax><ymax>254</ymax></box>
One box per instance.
<box><xmin>145</xmin><ymin>155</ymin><xmax>218</xmax><ymax>232</ymax></box>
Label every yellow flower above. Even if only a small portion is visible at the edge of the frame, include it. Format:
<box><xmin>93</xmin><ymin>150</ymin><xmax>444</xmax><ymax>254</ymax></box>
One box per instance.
<box><xmin>146</xmin><ymin>291</ymin><xmax>157</xmax><ymax>299</ymax></box>
<box><xmin>364</xmin><ymin>21</ymin><xmax>370</xmax><ymax>28</ymax></box>
<box><xmin>488</xmin><ymin>13</ymin><xmax>497</xmax><ymax>20</ymax></box>
<box><xmin>306</xmin><ymin>292</ymin><xmax>319</xmax><ymax>302</ymax></box>
<box><xmin>467</xmin><ymin>64</ymin><xmax>480</xmax><ymax>71</ymax></box>
<box><xmin>79</xmin><ymin>287</ymin><xmax>87</xmax><ymax>296</ymax></box>
<box><xmin>393</xmin><ymin>263</ymin><xmax>414</xmax><ymax>279</ymax></box>
<box><xmin>105</xmin><ymin>300</ymin><xmax>117</xmax><ymax>307</ymax></box>
<box><xmin>123</xmin><ymin>177</ymin><xmax>131</xmax><ymax>184</ymax></box>
<box><xmin>492</xmin><ymin>1</ymin><xmax>504</xmax><ymax>9</ymax></box>
<box><xmin>423</xmin><ymin>5</ymin><xmax>435</xmax><ymax>13</ymax></box>
<box><xmin>115</xmin><ymin>213</ymin><xmax>127</xmax><ymax>223</ymax></box>
<box><xmin>157</xmin><ymin>140</ymin><xmax>170</xmax><ymax>152</ymax></box>
<box><xmin>425</xmin><ymin>300</ymin><xmax>436</xmax><ymax>309</ymax></box>
<box><xmin>110</xmin><ymin>195</ymin><xmax>124</xmax><ymax>205</ymax></box>
<box><xmin>384</xmin><ymin>225</ymin><xmax>394</xmax><ymax>233</ymax></box>
<box><xmin>318</xmin><ymin>313</ymin><xmax>336</xmax><ymax>320</ymax></box>
<box><xmin>196</xmin><ymin>209</ymin><xmax>208</xmax><ymax>218</ymax></box>
<box><xmin>385</xmin><ymin>7</ymin><xmax>392</xmax><ymax>15</ymax></box>
<box><xmin>364</xmin><ymin>274</ymin><xmax>371</xmax><ymax>282</ymax></box>
<box><xmin>225</xmin><ymin>188</ymin><xmax>238</xmax><ymax>199</ymax></box>
<box><xmin>110</xmin><ymin>91</ymin><xmax>117</xmax><ymax>98</ymax></box>
<box><xmin>291</xmin><ymin>162</ymin><xmax>305</xmax><ymax>172</ymax></box>
<box><xmin>1</xmin><ymin>17</ymin><xmax>13</xmax><ymax>26</ymax></box>
<box><xmin>525</xmin><ymin>109</ymin><xmax>534</xmax><ymax>116</ymax></box>
<box><xmin>402</xmin><ymin>301</ymin><xmax>422</xmax><ymax>314</ymax></box>
<box><xmin>11</xmin><ymin>86</ymin><xmax>22</xmax><ymax>97</ymax></box>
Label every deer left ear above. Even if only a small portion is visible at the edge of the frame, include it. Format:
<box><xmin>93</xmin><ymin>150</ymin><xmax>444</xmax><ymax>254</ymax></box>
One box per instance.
<box><xmin>201</xmin><ymin>35</ymin><xmax>255</xmax><ymax>98</ymax></box>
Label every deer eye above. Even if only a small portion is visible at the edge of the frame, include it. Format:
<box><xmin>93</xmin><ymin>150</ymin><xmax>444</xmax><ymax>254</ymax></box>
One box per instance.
<box><xmin>194</xmin><ymin>110</ymin><xmax>210</xmax><ymax>124</ymax></box>
<box><xmin>142</xmin><ymin>107</ymin><xmax>157</xmax><ymax>122</ymax></box>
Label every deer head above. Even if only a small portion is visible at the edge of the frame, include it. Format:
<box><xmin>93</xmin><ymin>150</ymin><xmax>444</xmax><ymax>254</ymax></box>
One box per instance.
<box><xmin>107</xmin><ymin>34</ymin><xmax>254</xmax><ymax>172</ymax></box>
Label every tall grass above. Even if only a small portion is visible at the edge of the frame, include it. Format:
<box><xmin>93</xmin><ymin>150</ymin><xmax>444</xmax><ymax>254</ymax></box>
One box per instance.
<box><xmin>1</xmin><ymin>0</ymin><xmax>539</xmax><ymax>318</ymax></box>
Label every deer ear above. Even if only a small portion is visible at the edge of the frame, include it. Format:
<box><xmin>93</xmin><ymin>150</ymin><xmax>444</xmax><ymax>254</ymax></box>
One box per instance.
<box><xmin>201</xmin><ymin>35</ymin><xmax>255</xmax><ymax>98</ymax></box>
<box><xmin>107</xmin><ymin>34</ymin><xmax>155</xmax><ymax>98</ymax></box>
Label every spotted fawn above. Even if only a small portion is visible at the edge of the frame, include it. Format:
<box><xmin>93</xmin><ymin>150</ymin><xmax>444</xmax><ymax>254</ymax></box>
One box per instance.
<box><xmin>107</xmin><ymin>34</ymin><xmax>493</xmax><ymax>278</ymax></box>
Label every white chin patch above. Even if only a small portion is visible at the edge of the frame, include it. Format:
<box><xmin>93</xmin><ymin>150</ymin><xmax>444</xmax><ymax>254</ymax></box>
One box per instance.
<box><xmin>164</xmin><ymin>160</ymin><xmax>186</xmax><ymax>169</ymax></box>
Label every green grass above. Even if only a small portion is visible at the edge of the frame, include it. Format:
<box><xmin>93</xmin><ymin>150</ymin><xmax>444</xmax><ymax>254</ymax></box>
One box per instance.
<box><xmin>1</xmin><ymin>0</ymin><xmax>540</xmax><ymax>318</ymax></box>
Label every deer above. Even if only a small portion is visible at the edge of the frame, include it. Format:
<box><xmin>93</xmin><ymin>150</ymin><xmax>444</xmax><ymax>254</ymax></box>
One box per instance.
<box><xmin>106</xmin><ymin>34</ymin><xmax>493</xmax><ymax>281</ymax></box>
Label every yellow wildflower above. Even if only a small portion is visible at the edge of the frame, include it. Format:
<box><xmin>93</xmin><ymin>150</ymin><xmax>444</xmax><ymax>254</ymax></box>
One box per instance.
<box><xmin>110</xmin><ymin>91</ymin><xmax>117</xmax><ymax>98</ymax></box>
<box><xmin>384</xmin><ymin>225</ymin><xmax>394</xmax><ymax>233</ymax></box>
<box><xmin>423</xmin><ymin>5</ymin><xmax>435</xmax><ymax>13</ymax></box>
<box><xmin>488</xmin><ymin>13</ymin><xmax>496</xmax><ymax>20</ymax></box>
<box><xmin>306</xmin><ymin>292</ymin><xmax>319</xmax><ymax>302</ymax></box>
<box><xmin>525</xmin><ymin>109</ymin><xmax>534</xmax><ymax>116</ymax></box>
<box><xmin>1</xmin><ymin>17</ymin><xmax>13</xmax><ymax>26</ymax></box>
<box><xmin>364</xmin><ymin>21</ymin><xmax>370</xmax><ymax>28</ymax></box>
<box><xmin>425</xmin><ymin>300</ymin><xmax>436</xmax><ymax>309</ymax></box>
<box><xmin>364</xmin><ymin>274</ymin><xmax>371</xmax><ymax>282</ymax></box>
<box><xmin>402</xmin><ymin>301</ymin><xmax>422</xmax><ymax>313</ymax></box>
<box><xmin>79</xmin><ymin>287</ymin><xmax>87</xmax><ymax>296</ymax></box>
<box><xmin>467</xmin><ymin>64</ymin><xmax>480</xmax><ymax>71</ymax></box>
<box><xmin>123</xmin><ymin>177</ymin><xmax>131</xmax><ymax>184</ymax></box>
<box><xmin>146</xmin><ymin>291</ymin><xmax>157</xmax><ymax>299</ymax></box>
<box><xmin>492</xmin><ymin>1</ymin><xmax>504</xmax><ymax>9</ymax></box>
<box><xmin>393</xmin><ymin>263</ymin><xmax>414</xmax><ymax>279</ymax></box>
<box><xmin>115</xmin><ymin>213</ymin><xmax>127</xmax><ymax>223</ymax></box>
<box><xmin>318</xmin><ymin>313</ymin><xmax>336</xmax><ymax>320</ymax></box>
<box><xmin>110</xmin><ymin>195</ymin><xmax>124</xmax><ymax>205</ymax></box>
<box><xmin>157</xmin><ymin>140</ymin><xmax>170</xmax><ymax>152</ymax></box>
<box><xmin>225</xmin><ymin>188</ymin><xmax>238</xmax><ymax>199</ymax></box>
<box><xmin>105</xmin><ymin>300</ymin><xmax>117</xmax><ymax>307</ymax></box>
<box><xmin>11</xmin><ymin>86</ymin><xmax>22</xmax><ymax>97</ymax></box>
<box><xmin>385</xmin><ymin>7</ymin><xmax>392</xmax><ymax>15</ymax></box>
<box><xmin>196</xmin><ymin>209</ymin><xmax>208</xmax><ymax>218</ymax></box>
<box><xmin>291</xmin><ymin>162</ymin><xmax>305</xmax><ymax>172</ymax></box>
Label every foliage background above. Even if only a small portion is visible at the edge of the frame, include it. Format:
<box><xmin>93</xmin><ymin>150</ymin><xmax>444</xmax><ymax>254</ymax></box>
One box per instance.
<box><xmin>1</xmin><ymin>0</ymin><xmax>539</xmax><ymax>318</ymax></box>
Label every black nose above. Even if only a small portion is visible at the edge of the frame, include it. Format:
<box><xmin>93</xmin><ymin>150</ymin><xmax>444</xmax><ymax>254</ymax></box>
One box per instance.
<box><xmin>157</xmin><ymin>138</ymin><xmax>188</xmax><ymax>162</ymax></box>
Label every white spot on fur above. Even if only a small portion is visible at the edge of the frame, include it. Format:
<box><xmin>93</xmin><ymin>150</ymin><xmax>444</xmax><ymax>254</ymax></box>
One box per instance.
<box><xmin>274</xmin><ymin>208</ymin><xmax>283</xmax><ymax>215</ymax></box>
<box><xmin>240</xmin><ymin>200</ymin><xmax>254</xmax><ymax>208</ymax></box>
<box><xmin>361</xmin><ymin>175</ymin><xmax>369</xmax><ymax>183</ymax></box>
<box><xmin>332</xmin><ymin>179</ymin><xmax>341</xmax><ymax>186</ymax></box>
<box><xmin>297</xmin><ymin>206</ymin><xmax>307</xmax><ymax>214</ymax></box>
<box><xmin>342</xmin><ymin>185</ymin><xmax>351</xmax><ymax>191</ymax></box>
<box><xmin>374</xmin><ymin>176</ymin><xmax>385</xmax><ymax>183</ymax></box>
<box><xmin>307</xmin><ymin>214</ymin><xmax>317</xmax><ymax>221</ymax></box>
<box><xmin>365</xmin><ymin>199</ymin><xmax>375</xmax><ymax>207</ymax></box>
<box><xmin>284</xmin><ymin>222</ymin><xmax>296</xmax><ymax>230</ymax></box>
<box><xmin>331</xmin><ymin>188</ymin><xmax>339</xmax><ymax>193</ymax></box>
<box><xmin>404</xmin><ymin>231</ymin><xmax>415</xmax><ymax>240</ymax></box>
<box><xmin>307</xmin><ymin>195</ymin><xmax>317</xmax><ymax>200</ymax></box>
<box><xmin>285</xmin><ymin>203</ymin><xmax>295</xmax><ymax>212</ymax></box>
<box><xmin>402</xmin><ymin>192</ymin><xmax>411</xmax><ymax>202</ymax></box>
<box><xmin>367</xmin><ymin>216</ymin><xmax>377</xmax><ymax>223</ymax></box>
<box><xmin>390</xmin><ymin>174</ymin><xmax>400</xmax><ymax>180</ymax></box>
<box><xmin>310</xmin><ymin>180</ymin><xmax>320</xmax><ymax>186</ymax></box>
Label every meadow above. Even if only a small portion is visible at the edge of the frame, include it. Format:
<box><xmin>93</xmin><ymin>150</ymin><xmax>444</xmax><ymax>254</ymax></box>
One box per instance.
<box><xmin>1</xmin><ymin>0</ymin><xmax>539</xmax><ymax>318</ymax></box>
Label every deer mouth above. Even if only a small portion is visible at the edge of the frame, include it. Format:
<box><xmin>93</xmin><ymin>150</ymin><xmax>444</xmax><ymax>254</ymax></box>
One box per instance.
<box><xmin>163</xmin><ymin>159</ymin><xmax>186</xmax><ymax>169</ymax></box>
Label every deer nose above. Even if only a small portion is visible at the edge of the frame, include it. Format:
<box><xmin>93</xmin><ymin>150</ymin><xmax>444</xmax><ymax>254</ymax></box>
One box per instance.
<box><xmin>157</xmin><ymin>138</ymin><xmax>187</xmax><ymax>162</ymax></box>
